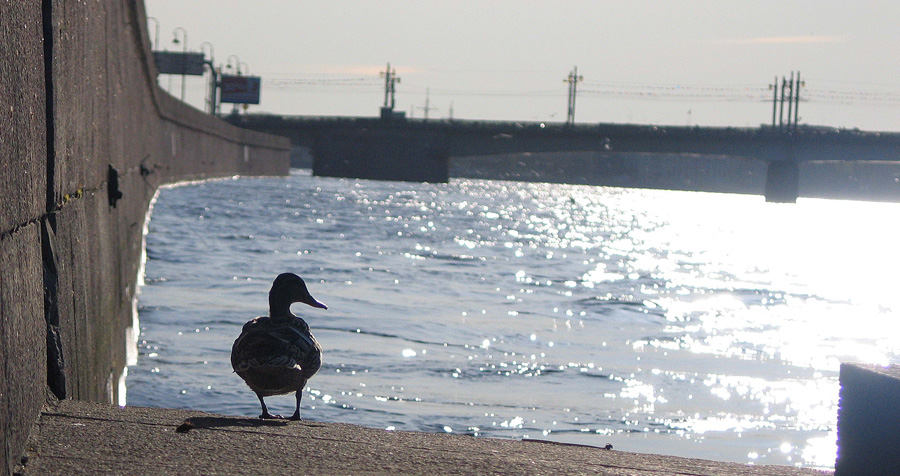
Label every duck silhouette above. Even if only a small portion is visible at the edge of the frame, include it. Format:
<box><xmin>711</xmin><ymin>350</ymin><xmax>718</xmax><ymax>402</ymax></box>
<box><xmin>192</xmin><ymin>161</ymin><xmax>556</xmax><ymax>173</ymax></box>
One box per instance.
<box><xmin>231</xmin><ymin>273</ymin><xmax>327</xmax><ymax>420</ymax></box>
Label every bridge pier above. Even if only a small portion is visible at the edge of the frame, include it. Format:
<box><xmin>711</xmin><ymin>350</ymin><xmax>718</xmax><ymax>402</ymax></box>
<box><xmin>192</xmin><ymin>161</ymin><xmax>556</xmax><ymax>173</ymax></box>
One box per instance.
<box><xmin>764</xmin><ymin>161</ymin><xmax>799</xmax><ymax>203</ymax></box>
<box><xmin>311</xmin><ymin>126</ymin><xmax>450</xmax><ymax>183</ymax></box>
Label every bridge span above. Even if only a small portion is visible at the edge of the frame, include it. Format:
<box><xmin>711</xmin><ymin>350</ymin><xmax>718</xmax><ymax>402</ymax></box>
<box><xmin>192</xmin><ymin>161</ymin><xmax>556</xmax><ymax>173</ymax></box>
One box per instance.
<box><xmin>227</xmin><ymin>114</ymin><xmax>900</xmax><ymax>202</ymax></box>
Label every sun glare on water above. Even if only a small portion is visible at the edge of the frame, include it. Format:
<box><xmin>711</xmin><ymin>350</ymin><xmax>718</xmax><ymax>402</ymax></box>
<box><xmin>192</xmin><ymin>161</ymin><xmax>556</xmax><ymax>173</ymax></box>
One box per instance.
<box><xmin>132</xmin><ymin>174</ymin><xmax>900</xmax><ymax>470</ymax></box>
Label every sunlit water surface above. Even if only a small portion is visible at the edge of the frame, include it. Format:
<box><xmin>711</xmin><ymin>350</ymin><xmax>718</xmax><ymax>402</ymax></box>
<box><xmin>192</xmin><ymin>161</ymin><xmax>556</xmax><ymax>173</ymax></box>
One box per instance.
<box><xmin>127</xmin><ymin>170</ymin><xmax>900</xmax><ymax>470</ymax></box>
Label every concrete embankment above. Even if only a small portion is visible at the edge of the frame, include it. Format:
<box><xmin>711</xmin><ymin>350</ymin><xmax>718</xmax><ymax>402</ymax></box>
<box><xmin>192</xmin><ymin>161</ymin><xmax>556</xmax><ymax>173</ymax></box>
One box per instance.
<box><xmin>0</xmin><ymin>1</ymin><xmax>289</xmax><ymax>473</ymax></box>
<box><xmin>17</xmin><ymin>400</ymin><xmax>830</xmax><ymax>476</ymax></box>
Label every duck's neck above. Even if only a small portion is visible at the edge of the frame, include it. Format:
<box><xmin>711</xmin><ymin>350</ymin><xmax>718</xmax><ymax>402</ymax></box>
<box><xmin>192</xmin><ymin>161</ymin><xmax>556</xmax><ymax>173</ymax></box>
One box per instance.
<box><xmin>269</xmin><ymin>297</ymin><xmax>295</xmax><ymax>319</ymax></box>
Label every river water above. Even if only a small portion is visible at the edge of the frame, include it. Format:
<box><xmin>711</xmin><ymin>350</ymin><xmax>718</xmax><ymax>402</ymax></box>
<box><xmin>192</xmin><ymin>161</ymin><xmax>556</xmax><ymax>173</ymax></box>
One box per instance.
<box><xmin>126</xmin><ymin>169</ymin><xmax>900</xmax><ymax>470</ymax></box>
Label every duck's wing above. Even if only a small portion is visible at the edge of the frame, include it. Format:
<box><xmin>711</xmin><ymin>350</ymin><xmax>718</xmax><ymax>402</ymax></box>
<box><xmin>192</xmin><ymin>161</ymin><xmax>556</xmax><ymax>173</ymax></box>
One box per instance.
<box><xmin>231</xmin><ymin>318</ymin><xmax>319</xmax><ymax>373</ymax></box>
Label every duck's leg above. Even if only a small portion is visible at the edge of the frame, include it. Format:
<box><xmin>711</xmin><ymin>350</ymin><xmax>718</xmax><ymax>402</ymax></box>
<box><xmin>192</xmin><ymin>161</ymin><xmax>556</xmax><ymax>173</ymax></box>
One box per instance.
<box><xmin>257</xmin><ymin>393</ymin><xmax>282</xmax><ymax>419</ymax></box>
<box><xmin>289</xmin><ymin>390</ymin><xmax>303</xmax><ymax>421</ymax></box>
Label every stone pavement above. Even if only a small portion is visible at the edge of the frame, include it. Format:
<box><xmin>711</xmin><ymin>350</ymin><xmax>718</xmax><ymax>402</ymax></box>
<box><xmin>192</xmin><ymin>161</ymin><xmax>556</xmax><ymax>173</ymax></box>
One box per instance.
<box><xmin>17</xmin><ymin>400</ymin><xmax>830</xmax><ymax>475</ymax></box>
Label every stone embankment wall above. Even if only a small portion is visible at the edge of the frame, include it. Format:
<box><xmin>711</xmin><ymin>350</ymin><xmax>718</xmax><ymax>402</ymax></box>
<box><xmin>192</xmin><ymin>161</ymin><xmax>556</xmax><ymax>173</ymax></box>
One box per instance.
<box><xmin>0</xmin><ymin>1</ymin><xmax>290</xmax><ymax>473</ymax></box>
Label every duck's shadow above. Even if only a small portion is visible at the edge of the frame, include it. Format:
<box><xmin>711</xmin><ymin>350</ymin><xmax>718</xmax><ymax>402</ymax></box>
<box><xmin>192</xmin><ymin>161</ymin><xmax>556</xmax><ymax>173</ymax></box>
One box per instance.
<box><xmin>176</xmin><ymin>416</ymin><xmax>325</xmax><ymax>433</ymax></box>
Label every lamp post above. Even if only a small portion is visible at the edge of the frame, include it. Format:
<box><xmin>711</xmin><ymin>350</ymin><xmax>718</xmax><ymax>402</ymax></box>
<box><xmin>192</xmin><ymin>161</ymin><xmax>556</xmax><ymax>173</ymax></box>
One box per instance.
<box><xmin>200</xmin><ymin>42</ymin><xmax>215</xmax><ymax>113</ymax></box>
<box><xmin>226</xmin><ymin>55</ymin><xmax>240</xmax><ymax>73</ymax></box>
<box><xmin>147</xmin><ymin>16</ymin><xmax>159</xmax><ymax>50</ymax></box>
<box><xmin>172</xmin><ymin>27</ymin><xmax>188</xmax><ymax>100</ymax></box>
<box><xmin>199</xmin><ymin>42</ymin><xmax>214</xmax><ymax>62</ymax></box>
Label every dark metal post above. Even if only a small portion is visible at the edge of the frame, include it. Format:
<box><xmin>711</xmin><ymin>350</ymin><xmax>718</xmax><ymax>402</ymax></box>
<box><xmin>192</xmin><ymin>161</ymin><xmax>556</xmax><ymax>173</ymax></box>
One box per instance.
<box><xmin>779</xmin><ymin>76</ymin><xmax>786</xmax><ymax>128</ymax></box>
<box><xmin>390</xmin><ymin>68</ymin><xmax>397</xmax><ymax>109</ymax></box>
<box><xmin>200</xmin><ymin>42</ymin><xmax>215</xmax><ymax>114</ymax></box>
<box><xmin>786</xmin><ymin>71</ymin><xmax>794</xmax><ymax>129</ymax></box>
<box><xmin>205</xmin><ymin>62</ymin><xmax>218</xmax><ymax>115</ymax></box>
<box><xmin>793</xmin><ymin>71</ymin><xmax>801</xmax><ymax>128</ymax></box>
<box><xmin>771</xmin><ymin>76</ymin><xmax>778</xmax><ymax>128</ymax></box>
<box><xmin>565</xmin><ymin>66</ymin><xmax>582</xmax><ymax>125</ymax></box>
<box><xmin>383</xmin><ymin>63</ymin><xmax>391</xmax><ymax>109</ymax></box>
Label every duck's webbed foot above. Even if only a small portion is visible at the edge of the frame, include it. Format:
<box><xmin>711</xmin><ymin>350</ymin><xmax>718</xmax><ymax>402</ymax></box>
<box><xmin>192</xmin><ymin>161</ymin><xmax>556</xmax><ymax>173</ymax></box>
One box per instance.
<box><xmin>257</xmin><ymin>394</ymin><xmax>283</xmax><ymax>419</ymax></box>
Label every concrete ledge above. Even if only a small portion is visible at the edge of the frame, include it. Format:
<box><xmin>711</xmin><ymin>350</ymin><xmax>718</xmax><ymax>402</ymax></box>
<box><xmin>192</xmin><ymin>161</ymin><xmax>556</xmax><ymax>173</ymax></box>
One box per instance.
<box><xmin>19</xmin><ymin>400</ymin><xmax>828</xmax><ymax>476</ymax></box>
<box><xmin>835</xmin><ymin>363</ymin><xmax>900</xmax><ymax>475</ymax></box>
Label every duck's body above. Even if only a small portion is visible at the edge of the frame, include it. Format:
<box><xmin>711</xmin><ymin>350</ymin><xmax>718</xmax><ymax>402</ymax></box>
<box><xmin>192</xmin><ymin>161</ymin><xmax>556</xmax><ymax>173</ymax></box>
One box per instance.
<box><xmin>231</xmin><ymin>314</ymin><xmax>322</xmax><ymax>395</ymax></box>
<box><xmin>231</xmin><ymin>273</ymin><xmax>327</xmax><ymax>420</ymax></box>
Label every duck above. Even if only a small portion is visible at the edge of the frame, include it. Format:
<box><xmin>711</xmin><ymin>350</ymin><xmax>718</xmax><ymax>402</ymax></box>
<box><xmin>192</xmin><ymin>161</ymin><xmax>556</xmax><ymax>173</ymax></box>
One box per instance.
<box><xmin>231</xmin><ymin>273</ymin><xmax>327</xmax><ymax>420</ymax></box>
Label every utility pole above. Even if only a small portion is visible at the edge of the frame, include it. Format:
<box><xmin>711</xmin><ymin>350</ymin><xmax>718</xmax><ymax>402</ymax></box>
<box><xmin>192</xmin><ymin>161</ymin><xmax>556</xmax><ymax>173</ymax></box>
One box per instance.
<box><xmin>793</xmin><ymin>71</ymin><xmax>802</xmax><ymax>129</ymax></box>
<box><xmin>786</xmin><ymin>71</ymin><xmax>795</xmax><ymax>129</ymax></box>
<box><xmin>383</xmin><ymin>62</ymin><xmax>391</xmax><ymax>108</ymax></box>
<box><xmin>418</xmin><ymin>88</ymin><xmax>437</xmax><ymax>120</ymax></box>
<box><xmin>564</xmin><ymin>66</ymin><xmax>583</xmax><ymax>125</ymax></box>
<box><xmin>779</xmin><ymin>76</ymin><xmax>787</xmax><ymax>128</ymax></box>
<box><xmin>771</xmin><ymin>72</ymin><xmax>804</xmax><ymax>130</ymax></box>
<box><xmin>770</xmin><ymin>76</ymin><xmax>778</xmax><ymax>128</ymax></box>
<box><xmin>380</xmin><ymin>63</ymin><xmax>400</xmax><ymax>110</ymax></box>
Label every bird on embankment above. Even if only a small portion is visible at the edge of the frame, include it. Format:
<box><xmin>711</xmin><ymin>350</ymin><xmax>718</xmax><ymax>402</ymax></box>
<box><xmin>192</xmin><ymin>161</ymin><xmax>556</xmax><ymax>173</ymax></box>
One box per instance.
<box><xmin>231</xmin><ymin>273</ymin><xmax>327</xmax><ymax>420</ymax></box>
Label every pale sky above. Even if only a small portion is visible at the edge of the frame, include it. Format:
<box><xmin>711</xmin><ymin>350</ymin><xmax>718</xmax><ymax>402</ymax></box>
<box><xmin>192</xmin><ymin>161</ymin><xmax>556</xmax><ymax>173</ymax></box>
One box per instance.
<box><xmin>146</xmin><ymin>1</ymin><xmax>900</xmax><ymax>131</ymax></box>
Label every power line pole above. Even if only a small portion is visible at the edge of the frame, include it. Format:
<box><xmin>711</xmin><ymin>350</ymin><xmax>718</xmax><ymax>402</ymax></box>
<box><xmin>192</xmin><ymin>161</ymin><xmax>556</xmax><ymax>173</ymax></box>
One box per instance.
<box><xmin>564</xmin><ymin>66</ymin><xmax>583</xmax><ymax>125</ymax></box>
<box><xmin>779</xmin><ymin>76</ymin><xmax>787</xmax><ymax>128</ymax></box>
<box><xmin>770</xmin><ymin>76</ymin><xmax>778</xmax><ymax>128</ymax></box>
<box><xmin>771</xmin><ymin>71</ymin><xmax>805</xmax><ymax>130</ymax></box>
<box><xmin>418</xmin><ymin>88</ymin><xmax>437</xmax><ymax>119</ymax></box>
<box><xmin>382</xmin><ymin>62</ymin><xmax>391</xmax><ymax>108</ymax></box>
<box><xmin>786</xmin><ymin>71</ymin><xmax>795</xmax><ymax>129</ymax></box>
<box><xmin>793</xmin><ymin>71</ymin><xmax>802</xmax><ymax>129</ymax></box>
<box><xmin>380</xmin><ymin>63</ymin><xmax>400</xmax><ymax>110</ymax></box>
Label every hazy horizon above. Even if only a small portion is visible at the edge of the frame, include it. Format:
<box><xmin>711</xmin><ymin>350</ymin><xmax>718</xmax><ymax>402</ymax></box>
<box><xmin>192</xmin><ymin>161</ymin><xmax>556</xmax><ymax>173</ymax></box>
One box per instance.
<box><xmin>146</xmin><ymin>1</ymin><xmax>900</xmax><ymax>131</ymax></box>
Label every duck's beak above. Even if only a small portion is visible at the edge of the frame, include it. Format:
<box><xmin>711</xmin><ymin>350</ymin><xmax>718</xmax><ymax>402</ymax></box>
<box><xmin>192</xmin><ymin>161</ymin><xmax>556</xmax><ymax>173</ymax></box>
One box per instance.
<box><xmin>307</xmin><ymin>298</ymin><xmax>327</xmax><ymax>310</ymax></box>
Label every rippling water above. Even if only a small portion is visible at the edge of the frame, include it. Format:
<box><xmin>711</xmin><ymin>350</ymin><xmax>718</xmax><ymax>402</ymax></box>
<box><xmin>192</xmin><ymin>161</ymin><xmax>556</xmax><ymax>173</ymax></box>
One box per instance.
<box><xmin>127</xmin><ymin>169</ymin><xmax>900</xmax><ymax>470</ymax></box>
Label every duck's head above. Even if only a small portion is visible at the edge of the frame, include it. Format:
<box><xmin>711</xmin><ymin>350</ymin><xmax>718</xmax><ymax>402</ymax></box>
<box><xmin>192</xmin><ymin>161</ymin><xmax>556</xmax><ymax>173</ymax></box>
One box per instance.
<box><xmin>269</xmin><ymin>273</ymin><xmax>327</xmax><ymax>314</ymax></box>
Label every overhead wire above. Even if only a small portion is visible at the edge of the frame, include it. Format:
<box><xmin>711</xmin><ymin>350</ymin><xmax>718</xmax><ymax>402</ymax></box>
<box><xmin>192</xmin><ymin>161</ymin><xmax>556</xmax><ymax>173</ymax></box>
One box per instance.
<box><xmin>258</xmin><ymin>73</ymin><xmax>900</xmax><ymax>105</ymax></box>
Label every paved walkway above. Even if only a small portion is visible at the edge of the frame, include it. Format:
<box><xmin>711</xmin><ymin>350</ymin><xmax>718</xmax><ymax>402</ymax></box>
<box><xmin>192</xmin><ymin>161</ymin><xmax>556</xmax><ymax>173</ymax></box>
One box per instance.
<box><xmin>18</xmin><ymin>400</ymin><xmax>831</xmax><ymax>475</ymax></box>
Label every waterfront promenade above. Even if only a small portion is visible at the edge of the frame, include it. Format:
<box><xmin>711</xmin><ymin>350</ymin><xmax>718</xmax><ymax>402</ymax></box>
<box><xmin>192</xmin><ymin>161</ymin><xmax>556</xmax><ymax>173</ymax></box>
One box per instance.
<box><xmin>19</xmin><ymin>400</ymin><xmax>829</xmax><ymax>475</ymax></box>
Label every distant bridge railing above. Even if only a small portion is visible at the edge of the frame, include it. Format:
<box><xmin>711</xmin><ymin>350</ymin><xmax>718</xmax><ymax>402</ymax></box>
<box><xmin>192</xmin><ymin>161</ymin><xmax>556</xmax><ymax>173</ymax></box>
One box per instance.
<box><xmin>226</xmin><ymin>113</ymin><xmax>900</xmax><ymax>202</ymax></box>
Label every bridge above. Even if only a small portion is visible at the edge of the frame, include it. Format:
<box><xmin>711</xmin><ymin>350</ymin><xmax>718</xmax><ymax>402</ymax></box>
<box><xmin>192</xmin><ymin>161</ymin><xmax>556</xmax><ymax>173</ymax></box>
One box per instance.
<box><xmin>227</xmin><ymin>113</ymin><xmax>900</xmax><ymax>202</ymax></box>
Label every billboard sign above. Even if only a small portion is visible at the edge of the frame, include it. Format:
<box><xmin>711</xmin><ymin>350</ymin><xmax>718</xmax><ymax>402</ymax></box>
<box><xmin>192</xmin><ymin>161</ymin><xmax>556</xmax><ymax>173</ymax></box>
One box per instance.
<box><xmin>220</xmin><ymin>75</ymin><xmax>261</xmax><ymax>104</ymax></box>
<box><xmin>153</xmin><ymin>51</ymin><xmax>206</xmax><ymax>76</ymax></box>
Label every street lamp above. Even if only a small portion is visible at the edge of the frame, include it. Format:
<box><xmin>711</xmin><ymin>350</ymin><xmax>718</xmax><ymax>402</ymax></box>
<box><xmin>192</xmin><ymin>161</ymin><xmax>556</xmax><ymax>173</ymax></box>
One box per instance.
<box><xmin>226</xmin><ymin>55</ymin><xmax>241</xmax><ymax>73</ymax></box>
<box><xmin>172</xmin><ymin>27</ymin><xmax>187</xmax><ymax>100</ymax></box>
<box><xmin>147</xmin><ymin>16</ymin><xmax>159</xmax><ymax>50</ymax></box>
<box><xmin>199</xmin><ymin>42</ymin><xmax>214</xmax><ymax>61</ymax></box>
<box><xmin>200</xmin><ymin>42</ymin><xmax>216</xmax><ymax>114</ymax></box>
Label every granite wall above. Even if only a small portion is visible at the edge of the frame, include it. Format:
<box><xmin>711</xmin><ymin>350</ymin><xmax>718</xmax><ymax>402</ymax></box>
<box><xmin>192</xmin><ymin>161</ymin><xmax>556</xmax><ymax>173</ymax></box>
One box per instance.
<box><xmin>0</xmin><ymin>1</ymin><xmax>290</xmax><ymax>473</ymax></box>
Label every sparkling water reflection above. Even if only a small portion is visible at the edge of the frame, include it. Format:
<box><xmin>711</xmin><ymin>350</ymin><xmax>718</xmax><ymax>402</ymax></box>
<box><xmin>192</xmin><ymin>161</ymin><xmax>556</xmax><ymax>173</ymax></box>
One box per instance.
<box><xmin>127</xmin><ymin>170</ymin><xmax>900</xmax><ymax>470</ymax></box>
